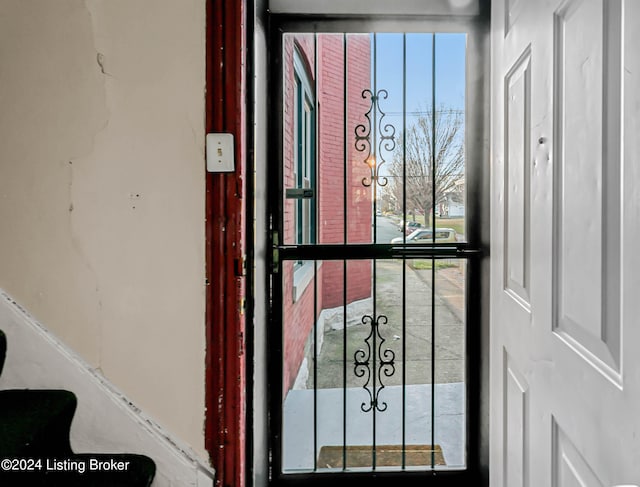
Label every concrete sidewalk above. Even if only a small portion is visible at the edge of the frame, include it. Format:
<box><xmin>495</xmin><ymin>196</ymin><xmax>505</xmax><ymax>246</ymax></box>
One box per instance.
<box><xmin>313</xmin><ymin>259</ymin><xmax>466</xmax><ymax>388</ymax></box>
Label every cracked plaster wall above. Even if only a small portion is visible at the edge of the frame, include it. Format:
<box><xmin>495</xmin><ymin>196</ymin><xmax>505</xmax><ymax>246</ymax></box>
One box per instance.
<box><xmin>0</xmin><ymin>0</ymin><xmax>207</xmax><ymax>459</ymax></box>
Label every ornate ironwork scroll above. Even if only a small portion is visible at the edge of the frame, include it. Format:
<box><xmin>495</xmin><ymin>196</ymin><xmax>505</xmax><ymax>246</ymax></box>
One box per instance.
<box><xmin>353</xmin><ymin>314</ymin><xmax>396</xmax><ymax>412</ymax></box>
<box><xmin>354</xmin><ymin>89</ymin><xmax>396</xmax><ymax>188</ymax></box>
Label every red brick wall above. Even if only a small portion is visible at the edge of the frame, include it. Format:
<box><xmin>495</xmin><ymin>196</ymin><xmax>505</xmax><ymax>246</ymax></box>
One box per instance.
<box><xmin>282</xmin><ymin>34</ymin><xmax>373</xmax><ymax>393</ymax></box>
<box><xmin>318</xmin><ymin>35</ymin><xmax>372</xmax><ymax>309</ymax></box>
<box><xmin>282</xmin><ymin>261</ymin><xmax>325</xmax><ymax>394</ymax></box>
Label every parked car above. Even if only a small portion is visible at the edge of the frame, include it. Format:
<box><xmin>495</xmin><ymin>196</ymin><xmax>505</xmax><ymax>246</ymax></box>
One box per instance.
<box><xmin>391</xmin><ymin>227</ymin><xmax>458</xmax><ymax>244</ymax></box>
<box><xmin>397</xmin><ymin>220</ymin><xmax>422</xmax><ymax>234</ymax></box>
<box><xmin>404</xmin><ymin>221</ymin><xmax>423</xmax><ymax>235</ymax></box>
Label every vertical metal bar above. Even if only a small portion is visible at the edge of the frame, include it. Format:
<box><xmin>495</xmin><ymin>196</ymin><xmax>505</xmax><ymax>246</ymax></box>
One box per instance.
<box><xmin>342</xmin><ymin>257</ymin><xmax>347</xmax><ymax>471</ymax></box>
<box><xmin>312</xmin><ymin>32</ymin><xmax>319</xmax><ymax>473</ymax></box>
<box><xmin>431</xmin><ymin>33</ymin><xmax>437</xmax><ymax>240</ymax></box>
<box><xmin>371</xmin><ymin>37</ymin><xmax>377</xmax><ymax>247</ymax></box>
<box><xmin>401</xmin><ymin>32</ymin><xmax>407</xmax><ymax>471</ymax></box>
<box><xmin>342</xmin><ymin>32</ymin><xmax>348</xmax><ymax>472</ymax></box>
<box><xmin>313</xmin><ymin>259</ymin><xmax>318</xmax><ymax>471</ymax></box>
<box><xmin>430</xmin><ymin>32</ymin><xmax>437</xmax><ymax>470</ymax></box>
<box><xmin>371</xmin><ymin>32</ymin><xmax>378</xmax><ymax>471</ymax></box>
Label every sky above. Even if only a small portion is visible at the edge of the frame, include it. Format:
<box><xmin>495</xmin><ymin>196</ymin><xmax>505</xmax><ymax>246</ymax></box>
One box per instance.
<box><xmin>369</xmin><ymin>32</ymin><xmax>467</xmax><ymax>176</ymax></box>
<box><xmin>374</xmin><ymin>32</ymin><xmax>466</xmax><ymax>116</ymax></box>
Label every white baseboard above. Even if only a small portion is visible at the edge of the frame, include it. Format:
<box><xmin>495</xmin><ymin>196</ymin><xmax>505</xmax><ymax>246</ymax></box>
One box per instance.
<box><xmin>0</xmin><ymin>290</ymin><xmax>214</xmax><ymax>487</ymax></box>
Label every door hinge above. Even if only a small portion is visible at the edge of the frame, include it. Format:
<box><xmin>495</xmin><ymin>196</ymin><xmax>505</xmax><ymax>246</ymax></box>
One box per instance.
<box><xmin>272</xmin><ymin>230</ymin><xmax>280</xmax><ymax>274</ymax></box>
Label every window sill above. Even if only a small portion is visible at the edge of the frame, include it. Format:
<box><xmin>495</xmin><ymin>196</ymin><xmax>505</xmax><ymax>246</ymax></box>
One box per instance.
<box><xmin>292</xmin><ymin>261</ymin><xmax>316</xmax><ymax>303</ymax></box>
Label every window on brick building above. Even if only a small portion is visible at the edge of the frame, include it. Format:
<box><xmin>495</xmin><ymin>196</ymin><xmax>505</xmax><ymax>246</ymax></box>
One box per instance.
<box><xmin>292</xmin><ymin>47</ymin><xmax>316</xmax><ymax>299</ymax></box>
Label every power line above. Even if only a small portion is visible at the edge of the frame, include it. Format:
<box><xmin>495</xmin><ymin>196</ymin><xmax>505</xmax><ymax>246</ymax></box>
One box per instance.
<box><xmin>385</xmin><ymin>109</ymin><xmax>464</xmax><ymax>116</ymax></box>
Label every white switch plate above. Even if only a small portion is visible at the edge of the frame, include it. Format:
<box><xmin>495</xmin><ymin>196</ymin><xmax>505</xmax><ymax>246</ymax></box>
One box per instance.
<box><xmin>206</xmin><ymin>133</ymin><xmax>235</xmax><ymax>172</ymax></box>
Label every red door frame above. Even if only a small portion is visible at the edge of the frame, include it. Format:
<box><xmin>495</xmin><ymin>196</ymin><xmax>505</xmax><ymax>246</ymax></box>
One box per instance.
<box><xmin>206</xmin><ymin>1</ymin><xmax>248</xmax><ymax>486</ymax></box>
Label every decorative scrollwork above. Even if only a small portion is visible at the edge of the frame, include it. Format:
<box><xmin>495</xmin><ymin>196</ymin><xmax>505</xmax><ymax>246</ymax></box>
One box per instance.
<box><xmin>353</xmin><ymin>314</ymin><xmax>396</xmax><ymax>412</ymax></box>
<box><xmin>354</xmin><ymin>89</ymin><xmax>396</xmax><ymax>188</ymax></box>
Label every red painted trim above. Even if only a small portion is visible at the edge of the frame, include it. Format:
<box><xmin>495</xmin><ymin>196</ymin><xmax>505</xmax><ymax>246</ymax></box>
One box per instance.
<box><xmin>206</xmin><ymin>1</ymin><xmax>247</xmax><ymax>487</ymax></box>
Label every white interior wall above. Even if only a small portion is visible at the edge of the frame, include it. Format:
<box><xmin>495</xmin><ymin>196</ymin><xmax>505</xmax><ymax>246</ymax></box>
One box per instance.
<box><xmin>0</xmin><ymin>0</ymin><xmax>207</xmax><ymax>459</ymax></box>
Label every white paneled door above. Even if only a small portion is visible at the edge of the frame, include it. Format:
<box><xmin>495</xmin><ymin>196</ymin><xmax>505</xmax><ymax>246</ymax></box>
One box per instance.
<box><xmin>491</xmin><ymin>1</ymin><xmax>640</xmax><ymax>486</ymax></box>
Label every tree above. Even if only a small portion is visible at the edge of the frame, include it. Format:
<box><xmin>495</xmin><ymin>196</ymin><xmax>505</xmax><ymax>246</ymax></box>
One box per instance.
<box><xmin>385</xmin><ymin>107</ymin><xmax>464</xmax><ymax>220</ymax></box>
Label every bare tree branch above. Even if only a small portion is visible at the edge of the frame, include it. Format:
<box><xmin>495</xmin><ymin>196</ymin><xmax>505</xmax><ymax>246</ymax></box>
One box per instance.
<box><xmin>382</xmin><ymin>107</ymin><xmax>464</xmax><ymax>218</ymax></box>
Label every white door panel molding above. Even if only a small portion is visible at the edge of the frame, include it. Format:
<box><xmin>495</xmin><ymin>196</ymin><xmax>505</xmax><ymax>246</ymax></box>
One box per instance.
<box><xmin>491</xmin><ymin>0</ymin><xmax>640</xmax><ymax>486</ymax></box>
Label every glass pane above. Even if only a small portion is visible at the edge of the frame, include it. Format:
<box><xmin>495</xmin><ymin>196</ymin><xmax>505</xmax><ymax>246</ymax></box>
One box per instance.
<box><xmin>280</xmin><ymin>30</ymin><xmax>469</xmax><ymax>475</ymax></box>
<box><xmin>281</xmin><ymin>257</ymin><xmax>466</xmax><ymax>472</ymax></box>
<box><xmin>433</xmin><ymin>259</ymin><xmax>466</xmax><ymax>469</ymax></box>
<box><xmin>403</xmin><ymin>258</ymin><xmax>467</xmax><ymax>469</ymax></box>
<box><xmin>282</xmin><ymin>32</ymin><xmax>466</xmax><ymax>246</ymax></box>
<box><xmin>435</xmin><ymin>33</ymin><xmax>466</xmax><ymax>242</ymax></box>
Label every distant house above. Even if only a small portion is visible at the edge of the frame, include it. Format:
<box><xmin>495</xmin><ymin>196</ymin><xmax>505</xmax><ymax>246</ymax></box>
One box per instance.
<box><xmin>438</xmin><ymin>175</ymin><xmax>465</xmax><ymax>218</ymax></box>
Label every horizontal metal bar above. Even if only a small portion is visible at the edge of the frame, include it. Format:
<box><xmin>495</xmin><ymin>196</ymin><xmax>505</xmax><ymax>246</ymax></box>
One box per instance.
<box><xmin>268</xmin><ymin>0</ymin><xmax>481</xmax><ymax>16</ymax></box>
<box><xmin>276</xmin><ymin>243</ymin><xmax>483</xmax><ymax>261</ymax></box>
<box><xmin>274</xmin><ymin>468</ymin><xmax>475</xmax><ymax>487</ymax></box>
<box><xmin>271</xmin><ymin>15</ymin><xmax>484</xmax><ymax>35</ymax></box>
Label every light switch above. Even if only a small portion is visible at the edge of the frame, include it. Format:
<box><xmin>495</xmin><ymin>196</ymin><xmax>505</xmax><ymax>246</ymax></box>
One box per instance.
<box><xmin>206</xmin><ymin>133</ymin><xmax>235</xmax><ymax>172</ymax></box>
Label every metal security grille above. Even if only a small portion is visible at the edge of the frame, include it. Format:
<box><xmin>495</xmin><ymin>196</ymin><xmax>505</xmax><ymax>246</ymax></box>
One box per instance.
<box><xmin>268</xmin><ymin>27</ymin><xmax>484</xmax><ymax>487</ymax></box>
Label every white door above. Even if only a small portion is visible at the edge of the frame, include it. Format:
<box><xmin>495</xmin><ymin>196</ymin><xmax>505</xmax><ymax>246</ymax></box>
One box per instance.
<box><xmin>490</xmin><ymin>1</ymin><xmax>640</xmax><ymax>486</ymax></box>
